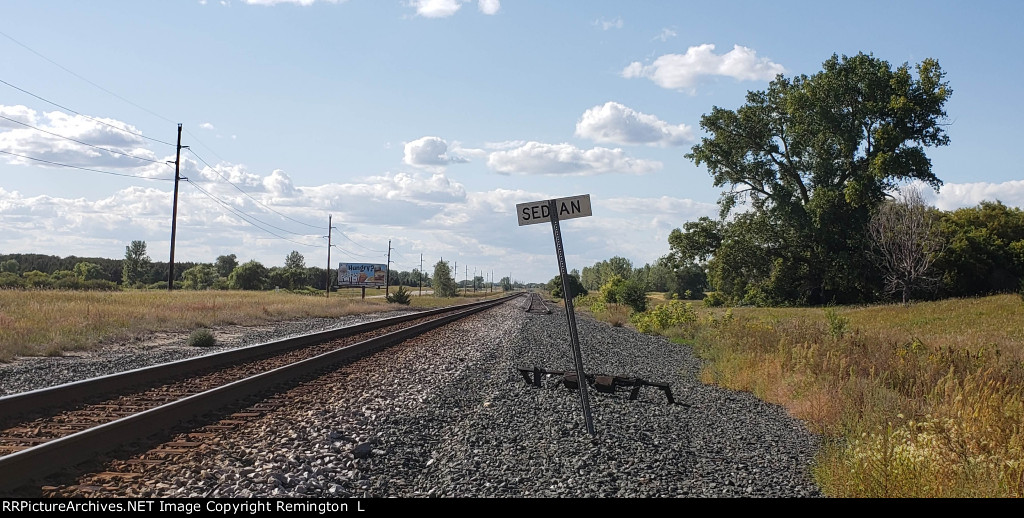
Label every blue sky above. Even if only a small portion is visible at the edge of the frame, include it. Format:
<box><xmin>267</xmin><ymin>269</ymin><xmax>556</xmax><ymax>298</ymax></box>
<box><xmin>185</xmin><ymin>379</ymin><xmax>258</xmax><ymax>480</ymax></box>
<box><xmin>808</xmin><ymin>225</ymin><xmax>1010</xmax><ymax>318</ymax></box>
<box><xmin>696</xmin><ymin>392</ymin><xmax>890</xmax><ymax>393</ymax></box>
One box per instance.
<box><xmin>1</xmin><ymin>1</ymin><xmax>1022</xmax><ymax>283</ymax></box>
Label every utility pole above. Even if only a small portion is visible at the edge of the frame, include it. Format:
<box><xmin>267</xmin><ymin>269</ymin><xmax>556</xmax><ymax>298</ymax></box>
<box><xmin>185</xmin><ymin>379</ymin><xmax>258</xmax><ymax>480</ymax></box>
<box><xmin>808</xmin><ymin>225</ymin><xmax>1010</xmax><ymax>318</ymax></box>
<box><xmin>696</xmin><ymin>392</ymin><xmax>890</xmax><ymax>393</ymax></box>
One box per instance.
<box><xmin>419</xmin><ymin>253</ymin><xmax>423</xmax><ymax>296</ymax></box>
<box><xmin>167</xmin><ymin>123</ymin><xmax>186</xmax><ymax>291</ymax></box>
<box><xmin>325</xmin><ymin>215</ymin><xmax>336</xmax><ymax>299</ymax></box>
<box><xmin>385</xmin><ymin>240</ymin><xmax>392</xmax><ymax>297</ymax></box>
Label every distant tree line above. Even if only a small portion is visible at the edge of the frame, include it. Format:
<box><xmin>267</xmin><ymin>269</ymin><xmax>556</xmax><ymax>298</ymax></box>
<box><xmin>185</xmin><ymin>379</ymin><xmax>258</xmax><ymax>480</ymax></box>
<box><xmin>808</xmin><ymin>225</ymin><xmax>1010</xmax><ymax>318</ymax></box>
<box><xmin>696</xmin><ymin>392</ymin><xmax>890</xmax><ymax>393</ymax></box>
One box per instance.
<box><xmin>0</xmin><ymin>242</ymin><xmax>439</xmax><ymax>294</ymax></box>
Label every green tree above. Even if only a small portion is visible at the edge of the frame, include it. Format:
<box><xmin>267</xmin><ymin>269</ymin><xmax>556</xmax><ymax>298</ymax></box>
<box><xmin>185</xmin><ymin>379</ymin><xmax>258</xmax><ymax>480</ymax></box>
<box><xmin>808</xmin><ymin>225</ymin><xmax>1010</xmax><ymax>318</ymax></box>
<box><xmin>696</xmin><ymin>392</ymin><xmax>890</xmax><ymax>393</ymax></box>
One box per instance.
<box><xmin>215</xmin><ymin>254</ymin><xmax>238</xmax><ymax>278</ymax></box>
<box><xmin>73</xmin><ymin>261</ymin><xmax>104</xmax><ymax>281</ymax></box>
<box><xmin>284</xmin><ymin>251</ymin><xmax>305</xmax><ymax>270</ymax></box>
<box><xmin>934</xmin><ymin>201</ymin><xmax>1024</xmax><ymax>297</ymax></box>
<box><xmin>0</xmin><ymin>259</ymin><xmax>19</xmax><ymax>274</ymax></box>
<box><xmin>122</xmin><ymin>240</ymin><xmax>151</xmax><ymax>287</ymax></box>
<box><xmin>182</xmin><ymin>264</ymin><xmax>218</xmax><ymax>290</ymax></box>
<box><xmin>432</xmin><ymin>260</ymin><xmax>458</xmax><ymax>297</ymax></box>
<box><xmin>548</xmin><ymin>274</ymin><xmax>587</xmax><ymax>299</ymax></box>
<box><xmin>228</xmin><ymin>260</ymin><xmax>268</xmax><ymax>290</ymax></box>
<box><xmin>686</xmin><ymin>52</ymin><xmax>951</xmax><ymax>304</ymax></box>
<box><xmin>500</xmin><ymin>276</ymin><xmax>512</xmax><ymax>291</ymax></box>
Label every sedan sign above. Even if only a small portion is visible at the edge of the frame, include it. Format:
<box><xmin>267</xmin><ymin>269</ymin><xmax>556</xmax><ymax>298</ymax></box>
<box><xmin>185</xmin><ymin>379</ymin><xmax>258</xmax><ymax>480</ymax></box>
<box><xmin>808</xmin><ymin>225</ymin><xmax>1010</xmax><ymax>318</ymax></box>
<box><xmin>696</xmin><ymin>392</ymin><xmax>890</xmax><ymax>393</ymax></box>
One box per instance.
<box><xmin>516</xmin><ymin>194</ymin><xmax>592</xmax><ymax>226</ymax></box>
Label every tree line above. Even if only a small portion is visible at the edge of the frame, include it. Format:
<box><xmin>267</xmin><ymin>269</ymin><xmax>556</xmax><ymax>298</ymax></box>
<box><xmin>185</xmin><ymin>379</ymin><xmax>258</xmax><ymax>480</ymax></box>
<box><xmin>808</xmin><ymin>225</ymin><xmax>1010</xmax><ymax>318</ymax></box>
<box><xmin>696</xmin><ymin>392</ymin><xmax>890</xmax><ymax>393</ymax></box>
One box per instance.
<box><xmin>0</xmin><ymin>242</ymin><xmax>434</xmax><ymax>293</ymax></box>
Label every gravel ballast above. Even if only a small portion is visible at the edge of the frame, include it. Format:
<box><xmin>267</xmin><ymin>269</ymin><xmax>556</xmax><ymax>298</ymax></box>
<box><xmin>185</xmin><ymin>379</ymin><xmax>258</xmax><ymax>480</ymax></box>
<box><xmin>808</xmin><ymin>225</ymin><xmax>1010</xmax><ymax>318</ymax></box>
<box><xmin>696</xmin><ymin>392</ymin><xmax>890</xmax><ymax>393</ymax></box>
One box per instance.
<box><xmin>7</xmin><ymin>298</ymin><xmax>823</xmax><ymax>498</ymax></box>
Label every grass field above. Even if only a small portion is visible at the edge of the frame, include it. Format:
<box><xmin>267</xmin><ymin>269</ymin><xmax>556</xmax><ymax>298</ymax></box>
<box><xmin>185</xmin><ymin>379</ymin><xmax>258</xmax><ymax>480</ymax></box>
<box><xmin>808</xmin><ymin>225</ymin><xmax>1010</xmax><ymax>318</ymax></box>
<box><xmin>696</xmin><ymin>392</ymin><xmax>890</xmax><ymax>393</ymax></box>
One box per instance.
<box><xmin>608</xmin><ymin>293</ymin><xmax>1024</xmax><ymax>497</ymax></box>
<box><xmin>0</xmin><ymin>288</ymin><xmax>506</xmax><ymax>362</ymax></box>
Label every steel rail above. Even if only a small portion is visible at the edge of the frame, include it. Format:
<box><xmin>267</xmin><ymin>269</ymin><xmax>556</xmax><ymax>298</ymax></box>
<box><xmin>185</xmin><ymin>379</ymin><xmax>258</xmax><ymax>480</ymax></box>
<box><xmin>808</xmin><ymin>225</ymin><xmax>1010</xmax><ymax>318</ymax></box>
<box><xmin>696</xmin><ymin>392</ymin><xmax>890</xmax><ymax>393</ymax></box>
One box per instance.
<box><xmin>0</xmin><ymin>294</ymin><xmax>518</xmax><ymax>421</ymax></box>
<box><xmin>0</xmin><ymin>294</ymin><xmax>520</xmax><ymax>494</ymax></box>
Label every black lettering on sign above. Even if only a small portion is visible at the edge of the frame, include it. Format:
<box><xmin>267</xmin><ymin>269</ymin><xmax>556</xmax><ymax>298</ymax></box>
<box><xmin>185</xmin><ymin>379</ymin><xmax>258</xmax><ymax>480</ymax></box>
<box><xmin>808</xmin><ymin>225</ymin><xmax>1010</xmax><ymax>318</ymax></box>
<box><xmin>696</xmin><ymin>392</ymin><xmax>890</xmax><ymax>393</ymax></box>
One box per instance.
<box><xmin>571</xmin><ymin>200</ymin><xmax>580</xmax><ymax>213</ymax></box>
<box><xmin>559</xmin><ymin>201</ymin><xmax>570</xmax><ymax>216</ymax></box>
<box><xmin>521</xmin><ymin>206</ymin><xmax>532</xmax><ymax>220</ymax></box>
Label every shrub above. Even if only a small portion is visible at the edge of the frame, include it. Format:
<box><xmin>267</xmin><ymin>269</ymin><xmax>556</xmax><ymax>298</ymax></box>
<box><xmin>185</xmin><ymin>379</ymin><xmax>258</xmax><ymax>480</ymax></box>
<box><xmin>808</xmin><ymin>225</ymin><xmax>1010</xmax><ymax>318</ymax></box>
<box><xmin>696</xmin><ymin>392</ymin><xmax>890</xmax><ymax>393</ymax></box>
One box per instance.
<box><xmin>187</xmin><ymin>328</ymin><xmax>216</xmax><ymax>347</ymax></box>
<box><xmin>0</xmin><ymin>272</ymin><xmax>26</xmax><ymax>289</ymax></box>
<box><xmin>703</xmin><ymin>291</ymin><xmax>727</xmax><ymax>307</ymax></box>
<box><xmin>824</xmin><ymin>307</ymin><xmax>849</xmax><ymax>340</ymax></box>
<box><xmin>618</xmin><ymin>280</ymin><xmax>649</xmax><ymax>313</ymax></box>
<box><xmin>630</xmin><ymin>300</ymin><xmax>698</xmax><ymax>334</ymax></box>
<box><xmin>387</xmin><ymin>285</ymin><xmax>412</xmax><ymax>305</ymax></box>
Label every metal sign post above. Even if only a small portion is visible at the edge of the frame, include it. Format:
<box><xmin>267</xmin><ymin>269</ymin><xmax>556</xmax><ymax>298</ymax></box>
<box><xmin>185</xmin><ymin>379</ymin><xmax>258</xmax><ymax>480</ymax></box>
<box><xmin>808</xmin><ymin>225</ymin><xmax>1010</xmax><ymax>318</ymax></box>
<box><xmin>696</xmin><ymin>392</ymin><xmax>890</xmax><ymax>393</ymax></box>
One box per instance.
<box><xmin>517</xmin><ymin>194</ymin><xmax>595</xmax><ymax>435</ymax></box>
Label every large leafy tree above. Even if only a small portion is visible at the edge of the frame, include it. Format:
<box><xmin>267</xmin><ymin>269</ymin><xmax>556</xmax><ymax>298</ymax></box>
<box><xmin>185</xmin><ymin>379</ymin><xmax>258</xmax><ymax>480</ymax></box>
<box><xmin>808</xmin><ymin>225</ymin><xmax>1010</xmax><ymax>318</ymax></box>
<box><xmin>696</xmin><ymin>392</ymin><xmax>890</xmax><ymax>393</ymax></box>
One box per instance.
<box><xmin>228</xmin><ymin>260</ymin><xmax>268</xmax><ymax>290</ymax></box>
<box><xmin>685</xmin><ymin>52</ymin><xmax>952</xmax><ymax>304</ymax></box>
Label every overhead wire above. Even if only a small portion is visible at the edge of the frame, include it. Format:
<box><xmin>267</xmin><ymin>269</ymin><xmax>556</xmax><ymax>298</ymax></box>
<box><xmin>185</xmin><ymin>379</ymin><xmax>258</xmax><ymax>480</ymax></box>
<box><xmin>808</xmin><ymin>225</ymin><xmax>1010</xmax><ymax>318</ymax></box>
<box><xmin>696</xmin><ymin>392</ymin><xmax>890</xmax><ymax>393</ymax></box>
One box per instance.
<box><xmin>184</xmin><ymin>179</ymin><xmax>323</xmax><ymax>249</ymax></box>
<box><xmin>1</xmin><ymin>31</ymin><xmax>397</xmax><ymax>261</ymax></box>
<box><xmin>186</xmin><ymin>148</ymin><xmax>324</xmax><ymax>230</ymax></box>
<box><xmin>0</xmin><ymin>149</ymin><xmax>172</xmax><ymax>181</ymax></box>
<box><xmin>0</xmin><ymin>114</ymin><xmax>169</xmax><ymax>166</ymax></box>
<box><xmin>0</xmin><ymin>30</ymin><xmax>177</xmax><ymax>126</ymax></box>
<box><xmin>0</xmin><ymin>78</ymin><xmax>176</xmax><ymax>148</ymax></box>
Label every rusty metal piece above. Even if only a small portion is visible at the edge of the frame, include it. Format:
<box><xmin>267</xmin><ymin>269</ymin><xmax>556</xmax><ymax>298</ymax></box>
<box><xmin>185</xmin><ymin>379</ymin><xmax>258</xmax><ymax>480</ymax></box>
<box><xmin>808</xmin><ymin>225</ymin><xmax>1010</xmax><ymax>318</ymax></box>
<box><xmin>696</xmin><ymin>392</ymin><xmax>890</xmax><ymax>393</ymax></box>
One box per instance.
<box><xmin>516</xmin><ymin>365</ymin><xmax>676</xmax><ymax>404</ymax></box>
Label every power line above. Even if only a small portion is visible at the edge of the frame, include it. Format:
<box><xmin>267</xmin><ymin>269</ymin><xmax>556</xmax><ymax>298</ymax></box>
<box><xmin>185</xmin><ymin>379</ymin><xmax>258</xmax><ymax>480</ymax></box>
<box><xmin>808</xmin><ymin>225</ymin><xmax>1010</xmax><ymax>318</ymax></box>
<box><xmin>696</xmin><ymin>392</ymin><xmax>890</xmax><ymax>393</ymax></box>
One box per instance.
<box><xmin>0</xmin><ymin>78</ymin><xmax>176</xmax><ymax>148</ymax></box>
<box><xmin>0</xmin><ymin>30</ymin><xmax>177</xmax><ymax>126</ymax></box>
<box><xmin>184</xmin><ymin>179</ymin><xmax>323</xmax><ymax>249</ymax></box>
<box><xmin>0</xmin><ymin>149</ymin><xmax>172</xmax><ymax>181</ymax></box>
<box><xmin>188</xmin><ymin>149</ymin><xmax>321</xmax><ymax>230</ymax></box>
<box><xmin>0</xmin><ymin>114</ymin><xmax>168</xmax><ymax>165</ymax></box>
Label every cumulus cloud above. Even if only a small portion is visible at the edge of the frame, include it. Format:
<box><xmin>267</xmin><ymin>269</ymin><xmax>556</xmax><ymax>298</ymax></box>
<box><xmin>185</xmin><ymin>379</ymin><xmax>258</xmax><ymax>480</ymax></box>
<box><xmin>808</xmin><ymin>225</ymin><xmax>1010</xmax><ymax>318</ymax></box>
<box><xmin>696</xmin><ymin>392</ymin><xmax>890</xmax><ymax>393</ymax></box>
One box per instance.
<box><xmin>907</xmin><ymin>180</ymin><xmax>1024</xmax><ymax>211</ymax></box>
<box><xmin>409</xmin><ymin>0</ymin><xmax>498</xmax><ymax>18</ymax></box>
<box><xmin>199</xmin><ymin>122</ymin><xmax>216</xmax><ymax>130</ymax></box>
<box><xmin>486</xmin><ymin>141</ymin><xmax>662</xmax><ymax>176</ymax></box>
<box><xmin>575</xmin><ymin>102</ymin><xmax>694</xmax><ymax>147</ymax></box>
<box><xmin>478</xmin><ymin>0</ymin><xmax>499</xmax><ymax>15</ymax></box>
<box><xmin>410</xmin><ymin>0</ymin><xmax>462</xmax><ymax>18</ymax></box>
<box><xmin>263</xmin><ymin>169</ymin><xmax>296</xmax><ymax>197</ymax></box>
<box><xmin>403</xmin><ymin>136</ymin><xmax>469</xmax><ymax>168</ymax></box>
<box><xmin>0</xmin><ymin>105</ymin><xmax>38</xmax><ymax>128</ymax></box>
<box><xmin>622</xmin><ymin>43</ymin><xmax>785</xmax><ymax>91</ymax></box>
<box><xmin>0</xmin><ymin>106</ymin><xmax>160</xmax><ymax>170</ymax></box>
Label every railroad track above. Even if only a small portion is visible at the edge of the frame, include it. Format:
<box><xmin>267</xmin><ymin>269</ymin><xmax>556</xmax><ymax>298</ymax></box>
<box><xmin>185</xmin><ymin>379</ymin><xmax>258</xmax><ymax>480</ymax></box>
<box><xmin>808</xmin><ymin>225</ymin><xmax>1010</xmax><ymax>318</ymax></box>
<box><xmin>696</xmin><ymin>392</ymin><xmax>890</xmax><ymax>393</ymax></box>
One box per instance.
<box><xmin>0</xmin><ymin>293</ymin><xmax>522</xmax><ymax>495</ymax></box>
<box><xmin>523</xmin><ymin>292</ymin><xmax>552</xmax><ymax>314</ymax></box>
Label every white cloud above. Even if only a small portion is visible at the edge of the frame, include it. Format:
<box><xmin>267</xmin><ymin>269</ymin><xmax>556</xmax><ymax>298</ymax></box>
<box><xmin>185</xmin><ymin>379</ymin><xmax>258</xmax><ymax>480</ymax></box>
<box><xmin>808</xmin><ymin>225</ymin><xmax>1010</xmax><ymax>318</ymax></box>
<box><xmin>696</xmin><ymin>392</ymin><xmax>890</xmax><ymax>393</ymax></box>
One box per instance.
<box><xmin>622</xmin><ymin>43</ymin><xmax>785</xmax><ymax>91</ymax></box>
<box><xmin>478</xmin><ymin>0</ymin><xmax>499</xmax><ymax>15</ymax></box>
<box><xmin>263</xmin><ymin>169</ymin><xmax>296</xmax><ymax>197</ymax></box>
<box><xmin>0</xmin><ymin>106</ymin><xmax>160</xmax><ymax>170</ymax></box>
<box><xmin>199</xmin><ymin>122</ymin><xmax>216</xmax><ymax>130</ymax></box>
<box><xmin>403</xmin><ymin>136</ymin><xmax>469</xmax><ymax>168</ymax></box>
<box><xmin>655</xmin><ymin>28</ymin><xmax>677</xmax><ymax>42</ymax></box>
<box><xmin>486</xmin><ymin>141</ymin><xmax>662</xmax><ymax>176</ymax></box>
<box><xmin>575</xmin><ymin>102</ymin><xmax>694</xmax><ymax>147</ymax></box>
<box><xmin>908</xmin><ymin>180</ymin><xmax>1024</xmax><ymax>211</ymax></box>
<box><xmin>410</xmin><ymin>0</ymin><xmax>462</xmax><ymax>18</ymax></box>
<box><xmin>0</xmin><ymin>105</ymin><xmax>38</xmax><ymax>128</ymax></box>
<box><xmin>595</xmin><ymin>17</ymin><xmax>623</xmax><ymax>30</ymax></box>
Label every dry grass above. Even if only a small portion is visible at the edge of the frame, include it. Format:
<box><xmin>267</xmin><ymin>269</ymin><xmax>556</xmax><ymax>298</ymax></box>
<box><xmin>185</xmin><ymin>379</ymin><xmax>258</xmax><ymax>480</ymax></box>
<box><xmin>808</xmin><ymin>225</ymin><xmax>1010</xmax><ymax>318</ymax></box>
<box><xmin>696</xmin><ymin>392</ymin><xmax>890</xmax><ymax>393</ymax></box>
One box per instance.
<box><xmin>680</xmin><ymin>294</ymin><xmax>1024</xmax><ymax>497</ymax></box>
<box><xmin>0</xmin><ymin>288</ymin><xmax>512</xmax><ymax>362</ymax></box>
<box><xmin>0</xmin><ymin>289</ymin><xmax>398</xmax><ymax>361</ymax></box>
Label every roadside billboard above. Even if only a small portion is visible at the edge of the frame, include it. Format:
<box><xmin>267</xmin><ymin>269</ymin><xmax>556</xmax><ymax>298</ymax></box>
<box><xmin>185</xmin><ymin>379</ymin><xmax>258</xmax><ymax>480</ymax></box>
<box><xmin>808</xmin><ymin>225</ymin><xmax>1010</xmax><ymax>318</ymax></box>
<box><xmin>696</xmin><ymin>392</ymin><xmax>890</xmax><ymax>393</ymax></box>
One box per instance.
<box><xmin>337</xmin><ymin>263</ymin><xmax>387</xmax><ymax>287</ymax></box>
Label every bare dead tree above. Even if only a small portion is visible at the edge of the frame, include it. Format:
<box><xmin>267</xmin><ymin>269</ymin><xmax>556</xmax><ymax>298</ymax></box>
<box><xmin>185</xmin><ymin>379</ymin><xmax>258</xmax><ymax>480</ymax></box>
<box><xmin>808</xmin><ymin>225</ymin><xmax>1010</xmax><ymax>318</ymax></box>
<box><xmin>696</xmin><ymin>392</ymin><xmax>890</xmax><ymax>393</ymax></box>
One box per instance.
<box><xmin>869</xmin><ymin>188</ymin><xmax>946</xmax><ymax>304</ymax></box>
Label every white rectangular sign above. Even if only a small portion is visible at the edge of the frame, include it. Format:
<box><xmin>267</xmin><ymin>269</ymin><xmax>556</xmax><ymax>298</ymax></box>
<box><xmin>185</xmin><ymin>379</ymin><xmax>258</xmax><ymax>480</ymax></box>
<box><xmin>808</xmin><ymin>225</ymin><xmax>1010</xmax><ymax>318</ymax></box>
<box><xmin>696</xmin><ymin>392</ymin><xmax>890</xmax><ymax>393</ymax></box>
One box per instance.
<box><xmin>516</xmin><ymin>194</ymin><xmax>592</xmax><ymax>226</ymax></box>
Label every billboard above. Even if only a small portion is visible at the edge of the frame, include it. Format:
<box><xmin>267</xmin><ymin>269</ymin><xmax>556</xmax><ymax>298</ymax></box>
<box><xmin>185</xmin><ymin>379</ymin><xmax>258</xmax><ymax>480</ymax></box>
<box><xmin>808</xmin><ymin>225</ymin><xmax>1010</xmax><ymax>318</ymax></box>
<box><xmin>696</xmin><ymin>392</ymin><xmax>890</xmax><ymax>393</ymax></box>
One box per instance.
<box><xmin>338</xmin><ymin>263</ymin><xmax>387</xmax><ymax>287</ymax></box>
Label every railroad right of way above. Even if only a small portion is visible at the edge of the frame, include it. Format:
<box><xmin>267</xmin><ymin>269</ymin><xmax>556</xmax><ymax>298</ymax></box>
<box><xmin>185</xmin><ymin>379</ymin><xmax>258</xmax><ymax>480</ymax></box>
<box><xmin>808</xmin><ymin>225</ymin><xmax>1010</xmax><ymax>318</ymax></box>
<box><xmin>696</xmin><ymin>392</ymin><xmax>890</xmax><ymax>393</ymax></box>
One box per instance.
<box><xmin>31</xmin><ymin>296</ymin><xmax>822</xmax><ymax>498</ymax></box>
